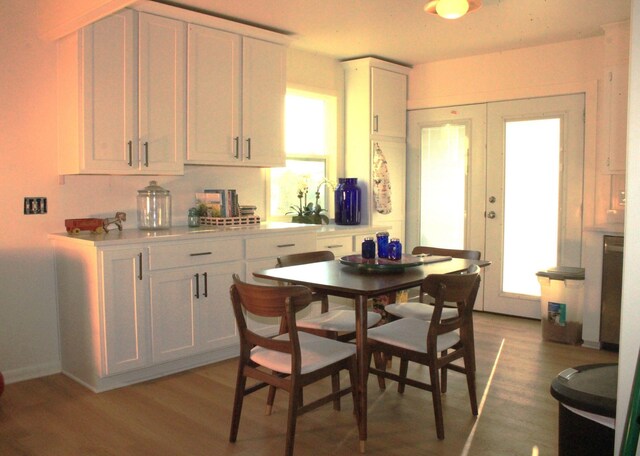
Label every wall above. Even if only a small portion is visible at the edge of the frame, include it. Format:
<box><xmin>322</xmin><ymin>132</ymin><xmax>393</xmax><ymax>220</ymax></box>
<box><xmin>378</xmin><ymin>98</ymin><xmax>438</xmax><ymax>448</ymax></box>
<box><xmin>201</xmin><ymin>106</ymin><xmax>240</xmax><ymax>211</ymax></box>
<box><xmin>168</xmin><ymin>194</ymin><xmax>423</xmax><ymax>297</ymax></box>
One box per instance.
<box><xmin>0</xmin><ymin>1</ymin><xmax>344</xmax><ymax>383</ymax></box>
<box><xmin>616</xmin><ymin>0</ymin><xmax>639</xmax><ymax>451</ymax></box>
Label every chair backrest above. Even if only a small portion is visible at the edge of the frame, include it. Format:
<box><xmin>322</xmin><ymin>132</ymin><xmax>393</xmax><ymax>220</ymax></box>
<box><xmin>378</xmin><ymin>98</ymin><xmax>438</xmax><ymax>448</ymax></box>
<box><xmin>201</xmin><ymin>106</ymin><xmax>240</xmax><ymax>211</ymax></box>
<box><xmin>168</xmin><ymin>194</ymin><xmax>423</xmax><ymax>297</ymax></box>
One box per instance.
<box><xmin>421</xmin><ymin>265</ymin><xmax>481</xmax><ymax>346</ymax></box>
<box><xmin>277</xmin><ymin>250</ymin><xmax>335</xmax><ymax>268</ymax></box>
<box><xmin>412</xmin><ymin>246</ymin><xmax>481</xmax><ymax>261</ymax></box>
<box><xmin>230</xmin><ymin>274</ymin><xmax>312</xmax><ymax>356</ymax></box>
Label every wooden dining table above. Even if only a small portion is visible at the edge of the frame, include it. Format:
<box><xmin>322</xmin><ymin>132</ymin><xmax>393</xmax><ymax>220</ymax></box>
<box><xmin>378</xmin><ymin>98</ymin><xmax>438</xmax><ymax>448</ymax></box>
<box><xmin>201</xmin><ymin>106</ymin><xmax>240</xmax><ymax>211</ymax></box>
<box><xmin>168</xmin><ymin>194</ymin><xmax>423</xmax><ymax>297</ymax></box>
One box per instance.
<box><xmin>253</xmin><ymin>255</ymin><xmax>491</xmax><ymax>452</ymax></box>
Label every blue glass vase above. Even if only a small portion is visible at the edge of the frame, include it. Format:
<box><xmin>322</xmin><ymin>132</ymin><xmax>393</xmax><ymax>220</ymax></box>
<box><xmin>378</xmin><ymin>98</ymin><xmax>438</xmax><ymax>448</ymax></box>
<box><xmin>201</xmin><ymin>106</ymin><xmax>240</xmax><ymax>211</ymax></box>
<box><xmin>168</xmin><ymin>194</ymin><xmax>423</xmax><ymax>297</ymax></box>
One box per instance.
<box><xmin>334</xmin><ymin>178</ymin><xmax>361</xmax><ymax>225</ymax></box>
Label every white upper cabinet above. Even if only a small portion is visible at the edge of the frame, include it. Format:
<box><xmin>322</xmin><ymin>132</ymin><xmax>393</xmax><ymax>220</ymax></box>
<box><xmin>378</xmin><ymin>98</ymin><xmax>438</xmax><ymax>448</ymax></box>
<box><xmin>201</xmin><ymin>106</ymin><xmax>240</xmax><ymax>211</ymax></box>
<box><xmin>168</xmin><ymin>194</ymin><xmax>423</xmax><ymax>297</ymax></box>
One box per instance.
<box><xmin>371</xmin><ymin>67</ymin><xmax>408</xmax><ymax>138</ymax></box>
<box><xmin>138</xmin><ymin>13</ymin><xmax>186</xmax><ymax>174</ymax></box>
<box><xmin>600</xmin><ymin>21</ymin><xmax>630</xmax><ymax>174</ymax></box>
<box><xmin>57</xmin><ymin>10</ymin><xmax>185</xmax><ymax>175</ymax></box>
<box><xmin>186</xmin><ymin>25</ymin><xmax>286</xmax><ymax>167</ymax></box>
<box><xmin>187</xmin><ymin>25</ymin><xmax>241</xmax><ymax>165</ymax></box>
<box><xmin>240</xmin><ymin>37</ymin><xmax>286</xmax><ymax>167</ymax></box>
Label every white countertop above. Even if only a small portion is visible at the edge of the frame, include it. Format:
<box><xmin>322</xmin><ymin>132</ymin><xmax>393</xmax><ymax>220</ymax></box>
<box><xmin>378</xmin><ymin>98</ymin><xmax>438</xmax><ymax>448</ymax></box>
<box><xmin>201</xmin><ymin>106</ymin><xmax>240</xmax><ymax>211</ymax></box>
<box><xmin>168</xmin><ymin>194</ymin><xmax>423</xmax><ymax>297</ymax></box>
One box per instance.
<box><xmin>584</xmin><ymin>224</ymin><xmax>624</xmax><ymax>234</ymax></box>
<box><xmin>48</xmin><ymin>222</ymin><xmax>389</xmax><ymax>247</ymax></box>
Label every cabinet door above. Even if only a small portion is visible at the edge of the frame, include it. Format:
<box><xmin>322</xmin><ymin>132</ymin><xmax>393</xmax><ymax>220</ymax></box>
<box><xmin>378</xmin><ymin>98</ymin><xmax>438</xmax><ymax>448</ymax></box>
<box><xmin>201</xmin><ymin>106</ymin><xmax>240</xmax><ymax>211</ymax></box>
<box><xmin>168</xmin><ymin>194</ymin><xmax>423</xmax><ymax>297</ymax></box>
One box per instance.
<box><xmin>371</xmin><ymin>67</ymin><xmax>407</xmax><ymax>138</ymax></box>
<box><xmin>186</xmin><ymin>24</ymin><xmax>242</xmax><ymax>165</ymax></box>
<box><xmin>82</xmin><ymin>10</ymin><xmax>138</xmax><ymax>173</ymax></box>
<box><xmin>149</xmin><ymin>262</ymin><xmax>242</xmax><ymax>362</ymax></box>
<box><xmin>101</xmin><ymin>248</ymin><xmax>148</xmax><ymax>376</ymax></box>
<box><xmin>149</xmin><ymin>266</ymin><xmax>199</xmax><ymax>363</ymax></box>
<box><xmin>242</xmin><ymin>37</ymin><xmax>286</xmax><ymax>167</ymax></box>
<box><xmin>138</xmin><ymin>12</ymin><xmax>185</xmax><ymax>174</ymax></box>
<box><xmin>198</xmin><ymin>261</ymin><xmax>243</xmax><ymax>351</ymax></box>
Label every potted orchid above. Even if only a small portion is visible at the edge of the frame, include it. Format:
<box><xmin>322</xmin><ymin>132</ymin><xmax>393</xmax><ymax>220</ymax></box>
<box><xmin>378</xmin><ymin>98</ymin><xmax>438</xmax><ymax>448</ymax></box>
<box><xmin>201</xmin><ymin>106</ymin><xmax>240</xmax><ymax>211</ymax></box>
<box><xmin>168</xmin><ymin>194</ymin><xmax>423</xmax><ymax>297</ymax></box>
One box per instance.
<box><xmin>287</xmin><ymin>178</ymin><xmax>334</xmax><ymax>225</ymax></box>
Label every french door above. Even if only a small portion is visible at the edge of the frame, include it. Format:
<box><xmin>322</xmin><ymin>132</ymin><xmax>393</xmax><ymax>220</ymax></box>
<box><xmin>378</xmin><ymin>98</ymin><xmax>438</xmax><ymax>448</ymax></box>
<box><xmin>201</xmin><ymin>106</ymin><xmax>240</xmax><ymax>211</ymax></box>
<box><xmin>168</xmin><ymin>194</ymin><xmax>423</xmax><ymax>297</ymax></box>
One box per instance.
<box><xmin>407</xmin><ymin>94</ymin><xmax>584</xmax><ymax>318</ymax></box>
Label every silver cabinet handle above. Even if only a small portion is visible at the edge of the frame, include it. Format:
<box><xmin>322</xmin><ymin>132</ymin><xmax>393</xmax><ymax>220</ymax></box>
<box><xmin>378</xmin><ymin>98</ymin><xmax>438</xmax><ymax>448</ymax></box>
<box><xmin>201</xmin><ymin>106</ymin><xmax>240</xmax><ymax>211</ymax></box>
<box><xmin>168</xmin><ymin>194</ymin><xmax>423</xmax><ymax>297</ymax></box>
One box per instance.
<box><xmin>127</xmin><ymin>141</ymin><xmax>133</xmax><ymax>167</ymax></box>
<box><xmin>194</xmin><ymin>273</ymin><xmax>200</xmax><ymax>299</ymax></box>
<box><xmin>246</xmin><ymin>138</ymin><xmax>251</xmax><ymax>160</ymax></box>
<box><xmin>277</xmin><ymin>243</ymin><xmax>295</xmax><ymax>248</ymax></box>
<box><xmin>189</xmin><ymin>252</ymin><xmax>212</xmax><ymax>257</ymax></box>
<box><xmin>143</xmin><ymin>142</ymin><xmax>149</xmax><ymax>167</ymax></box>
<box><xmin>373</xmin><ymin>115</ymin><xmax>379</xmax><ymax>132</ymax></box>
<box><xmin>138</xmin><ymin>252</ymin><xmax>143</xmax><ymax>280</ymax></box>
<box><xmin>234</xmin><ymin>137</ymin><xmax>240</xmax><ymax>159</ymax></box>
<box><xmin>327</xmin><ymin>244</ymin><xmax>344</xmax><ymax>248</ymax></box>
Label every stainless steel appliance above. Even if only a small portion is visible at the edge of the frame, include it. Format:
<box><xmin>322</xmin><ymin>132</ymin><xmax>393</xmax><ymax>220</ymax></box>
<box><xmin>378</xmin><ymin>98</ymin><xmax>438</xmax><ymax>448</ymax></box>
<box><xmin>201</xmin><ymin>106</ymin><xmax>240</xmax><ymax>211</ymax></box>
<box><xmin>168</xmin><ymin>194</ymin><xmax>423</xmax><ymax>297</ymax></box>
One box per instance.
<box><xmin>600</xmin><ymin>235</ymin><xmax>623</xmax><ymax>348</ymax></box>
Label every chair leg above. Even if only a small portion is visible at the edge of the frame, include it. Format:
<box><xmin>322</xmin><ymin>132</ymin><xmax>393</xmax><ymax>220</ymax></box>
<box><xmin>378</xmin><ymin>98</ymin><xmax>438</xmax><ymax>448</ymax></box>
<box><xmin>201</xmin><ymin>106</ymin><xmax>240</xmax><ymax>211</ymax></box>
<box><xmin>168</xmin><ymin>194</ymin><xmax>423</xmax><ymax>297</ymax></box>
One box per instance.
<box><xmin>266</xmin><ymin>384</ymin><xmax>277</xmax><ymax>415</ymax></box>
<box><xmin>429</xmin><ymin>360</ymin><xmax>445</xmax><ymax>440</ymax></box>
<box><xmin>229</xmin><ymin>367</ymin><xmax>248</xmax><ymax>442</ymax></box>
<box><xmin>397</xmin><ymin>358</ymin><xmax>409</xmax><ymax>394</ymax></box>
<box><xmin>285</xmin><ymin>381</ymin><xmax>301</xmax><ymax>456</ymax></box>
<box><xmin>463</xmin><ymin>349</ymin><xmax>479</xmax><ymax>416</ymax></box>
<box><xmin>440</xmin><ymin>350</ymin><xmax>448</xmax><ymax>394</ymax></box>
<box><xmin>372</xmin><ymin>350</ymin><xmax>387</xmax><ymax>390</ymax></box>
<box><xmin>331</xmin><ymin>372</ymin><xmax>341</xmax><ymax>411</ymax></box>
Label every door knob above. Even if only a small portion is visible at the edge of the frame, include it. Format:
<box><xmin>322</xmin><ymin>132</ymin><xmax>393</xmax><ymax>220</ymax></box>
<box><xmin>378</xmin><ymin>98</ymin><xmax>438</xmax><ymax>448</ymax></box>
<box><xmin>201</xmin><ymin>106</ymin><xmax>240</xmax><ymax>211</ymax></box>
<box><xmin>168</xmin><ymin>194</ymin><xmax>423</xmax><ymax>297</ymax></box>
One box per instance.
<box><xmin>487</xmin><ymin>211</ymin><xmax>496</xmax><ymax>219</ymax></box>
<box><xmin>489</xmin><ymin>196</ymin><xmax>496</xmax><ymax>203</ymax></box>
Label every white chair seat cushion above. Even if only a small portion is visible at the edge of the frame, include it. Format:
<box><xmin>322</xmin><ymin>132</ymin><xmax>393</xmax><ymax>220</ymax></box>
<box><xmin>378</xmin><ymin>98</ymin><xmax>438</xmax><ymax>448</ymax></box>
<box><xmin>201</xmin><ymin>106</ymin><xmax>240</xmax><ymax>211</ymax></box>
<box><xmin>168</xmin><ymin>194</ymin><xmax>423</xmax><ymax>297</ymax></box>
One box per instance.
<box><xmin>384</xmin><ymin>302</ymin><xmax>458</xmax><ymax>321</ymax></box>
<box><xmin>251</xmin><ymin>332</ymin><xmax>356</xmax><ymax>374</ymax></box>
<box><xmin>367</xmin><ymin>318</ymin><xmax>459</xmax><ymax>353</ymax></box>
<box><xmin>297</xmin><ymin>309</ymin><xmax>382</xmax><ymax>332</ymax></box>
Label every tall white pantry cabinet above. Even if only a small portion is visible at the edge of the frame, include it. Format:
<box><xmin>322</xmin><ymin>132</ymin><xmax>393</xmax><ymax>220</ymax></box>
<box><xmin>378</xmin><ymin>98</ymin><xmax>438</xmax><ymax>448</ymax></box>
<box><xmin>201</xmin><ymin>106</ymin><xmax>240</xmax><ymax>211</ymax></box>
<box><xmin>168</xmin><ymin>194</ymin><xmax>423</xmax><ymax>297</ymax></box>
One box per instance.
<box><xmin>343</xmin><ymin>58</ymin><xmax>411</xmax><ymax>243</ymax></box>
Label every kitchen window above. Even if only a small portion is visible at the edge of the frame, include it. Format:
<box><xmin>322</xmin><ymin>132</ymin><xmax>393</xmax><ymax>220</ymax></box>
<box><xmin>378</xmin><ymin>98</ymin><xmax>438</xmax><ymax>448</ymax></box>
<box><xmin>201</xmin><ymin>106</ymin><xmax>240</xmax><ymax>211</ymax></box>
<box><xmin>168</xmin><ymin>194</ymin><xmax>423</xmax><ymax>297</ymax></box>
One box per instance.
<box><xmin>268</xmin><ymin>88</ymin><xmax>337</xmax><ymax>221</ymax></box>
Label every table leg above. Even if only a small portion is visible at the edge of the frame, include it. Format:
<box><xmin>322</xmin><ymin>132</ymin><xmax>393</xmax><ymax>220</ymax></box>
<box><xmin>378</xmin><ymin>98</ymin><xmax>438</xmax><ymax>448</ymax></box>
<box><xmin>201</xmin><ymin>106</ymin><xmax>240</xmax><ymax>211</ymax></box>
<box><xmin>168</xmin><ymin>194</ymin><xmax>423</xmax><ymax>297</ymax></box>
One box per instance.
<box><xmin>355</xmin><ymin>294</ymin><xmax>367</xmax><ymax>452</ymax></box>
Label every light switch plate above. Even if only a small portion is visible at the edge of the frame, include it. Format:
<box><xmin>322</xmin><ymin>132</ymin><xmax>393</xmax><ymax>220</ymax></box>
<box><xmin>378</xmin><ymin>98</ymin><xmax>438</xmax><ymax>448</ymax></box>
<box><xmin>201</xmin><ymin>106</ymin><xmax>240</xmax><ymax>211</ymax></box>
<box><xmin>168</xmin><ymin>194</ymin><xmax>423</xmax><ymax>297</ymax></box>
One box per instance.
<box><xmin>24</xmin><ymin>197</ymin><xmax>47</xmax><ymax>214</ymax></box>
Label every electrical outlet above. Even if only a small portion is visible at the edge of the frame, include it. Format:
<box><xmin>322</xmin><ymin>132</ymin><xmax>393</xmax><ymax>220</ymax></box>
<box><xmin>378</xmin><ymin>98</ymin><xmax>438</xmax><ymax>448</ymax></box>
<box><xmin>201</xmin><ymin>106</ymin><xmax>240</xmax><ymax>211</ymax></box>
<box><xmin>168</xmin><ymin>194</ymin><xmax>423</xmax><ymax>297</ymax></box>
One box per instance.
<box><xmin>24</xmin><ymin>197</ymin><xmax>47</xmax><ymax>215</ymax></box>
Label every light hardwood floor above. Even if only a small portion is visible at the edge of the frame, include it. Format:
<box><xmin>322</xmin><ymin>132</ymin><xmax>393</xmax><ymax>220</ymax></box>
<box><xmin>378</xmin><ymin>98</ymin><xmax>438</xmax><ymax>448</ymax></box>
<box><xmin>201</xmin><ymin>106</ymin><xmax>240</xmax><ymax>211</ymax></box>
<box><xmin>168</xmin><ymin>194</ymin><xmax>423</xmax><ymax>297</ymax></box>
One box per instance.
<box><xmin>0</xmin><ymin>312</ymin><xmax>617</xmax><ymax>455</ymax></box>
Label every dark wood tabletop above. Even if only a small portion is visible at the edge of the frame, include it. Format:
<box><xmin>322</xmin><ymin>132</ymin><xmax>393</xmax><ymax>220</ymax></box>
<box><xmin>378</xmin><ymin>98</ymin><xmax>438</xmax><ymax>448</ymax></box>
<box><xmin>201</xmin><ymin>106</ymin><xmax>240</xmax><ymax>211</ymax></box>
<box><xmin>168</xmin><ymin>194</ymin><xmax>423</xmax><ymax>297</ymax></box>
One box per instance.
<box><xmin>254</xmin><ymin>257</ymin><xmax>490</xmax><ymax>298</ymax></box>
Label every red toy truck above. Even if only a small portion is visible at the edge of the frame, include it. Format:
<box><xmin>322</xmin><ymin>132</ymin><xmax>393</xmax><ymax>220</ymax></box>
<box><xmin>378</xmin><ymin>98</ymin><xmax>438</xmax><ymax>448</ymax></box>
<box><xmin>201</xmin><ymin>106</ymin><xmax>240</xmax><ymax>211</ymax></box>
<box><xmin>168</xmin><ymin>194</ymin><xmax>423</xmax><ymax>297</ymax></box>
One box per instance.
<box><xmin>65</xmin><ymin>212</ymin><xmax>126</xmax><ymax>234</ymax></box>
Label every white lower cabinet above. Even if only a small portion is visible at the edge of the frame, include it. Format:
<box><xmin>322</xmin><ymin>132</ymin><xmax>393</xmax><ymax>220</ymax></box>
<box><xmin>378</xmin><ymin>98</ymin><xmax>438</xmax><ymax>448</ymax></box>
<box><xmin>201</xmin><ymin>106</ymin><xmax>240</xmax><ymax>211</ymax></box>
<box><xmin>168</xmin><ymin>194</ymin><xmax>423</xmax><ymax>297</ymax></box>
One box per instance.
<box><xmin>244</xmin><ymin>233</ymin><xmax>315</xmax><ymax>335</ymax></box>
<box><xmin>149</xmin><ymin>261</ymin><xmax>242</xmax><ymax>363</ymax></box>
<box><xmin>147</xmin><ymin>238</ymin><xmax>243</xmax><ymax>363</ymax></box>
<box><xmin>101</xmin><ymin>247</ymin><xmax>149</xmax><ymax>376</ymax></box>
<box><xmin>51</xmin><ymin>226</ymin><xmax>378</xmax><ymax>391</ymax></box>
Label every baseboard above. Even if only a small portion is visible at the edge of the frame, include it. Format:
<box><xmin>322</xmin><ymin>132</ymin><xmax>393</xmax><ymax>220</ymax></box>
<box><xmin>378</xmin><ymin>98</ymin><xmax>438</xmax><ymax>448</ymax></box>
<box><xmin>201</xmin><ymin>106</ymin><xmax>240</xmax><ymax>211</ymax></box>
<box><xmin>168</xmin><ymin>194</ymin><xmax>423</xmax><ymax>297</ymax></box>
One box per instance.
<box><xmin>582</xmin><ymin>339</ymin><xmax>602</xmax><ymax>350</ymax></box>
<box><xmin>3</xmin><ymin>361</ymin><xmax>62</xmax><ymax>384</ymax></box>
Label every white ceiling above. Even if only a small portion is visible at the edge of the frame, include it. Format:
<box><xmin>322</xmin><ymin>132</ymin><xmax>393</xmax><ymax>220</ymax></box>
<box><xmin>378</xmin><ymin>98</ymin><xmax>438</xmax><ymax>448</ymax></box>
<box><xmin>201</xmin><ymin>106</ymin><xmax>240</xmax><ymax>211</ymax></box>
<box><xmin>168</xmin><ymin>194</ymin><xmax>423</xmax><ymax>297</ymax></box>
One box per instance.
<box><xmin>156</xmin><ymin>0</ymin><xmax>631</xmax><ymax>66</ymax></box>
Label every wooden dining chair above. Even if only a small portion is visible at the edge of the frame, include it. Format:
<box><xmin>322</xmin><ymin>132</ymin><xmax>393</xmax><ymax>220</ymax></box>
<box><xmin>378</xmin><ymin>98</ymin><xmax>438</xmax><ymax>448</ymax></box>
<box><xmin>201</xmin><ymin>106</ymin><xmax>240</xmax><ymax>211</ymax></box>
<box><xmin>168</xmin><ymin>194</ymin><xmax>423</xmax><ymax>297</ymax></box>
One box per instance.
<box><xmin>384</xmin><ymin>246</ymin><xmax>481</xmax><ymax>321</ymax></box>
<box><xmin>229</xmin><ymin>274</ymin><xmax>360</xmax><ymax>456</ymax></box>
<box><xmin>277</xmin><ymin>251</ymin><xmax>382</xmax><ymax>342</ymax></box>
<box><xmin>367</xmin><ymin>265</ymin><xmax>481</xmax><ymax>440</ymax></box>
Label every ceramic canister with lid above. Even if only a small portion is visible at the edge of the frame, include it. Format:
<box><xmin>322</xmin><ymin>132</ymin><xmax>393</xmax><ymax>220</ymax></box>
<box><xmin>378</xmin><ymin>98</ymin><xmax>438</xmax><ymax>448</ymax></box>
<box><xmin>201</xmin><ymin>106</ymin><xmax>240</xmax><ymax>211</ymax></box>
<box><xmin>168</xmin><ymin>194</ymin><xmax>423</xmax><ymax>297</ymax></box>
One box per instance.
<box><xmin>137</xmin><ymin>180</ymin><xmax>172</xmax><ymax>230</ymax></box>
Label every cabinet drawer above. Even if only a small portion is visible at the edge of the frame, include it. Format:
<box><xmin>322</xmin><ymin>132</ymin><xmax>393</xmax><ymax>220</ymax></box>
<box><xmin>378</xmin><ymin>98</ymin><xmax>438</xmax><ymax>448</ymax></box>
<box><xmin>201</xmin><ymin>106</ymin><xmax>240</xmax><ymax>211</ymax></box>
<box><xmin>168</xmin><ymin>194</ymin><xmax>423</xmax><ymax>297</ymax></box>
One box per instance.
<box><xmin>245</xmin><ymin>233</ymin><xmax>315</xmax><ymax>260</ymax></box>
<box><xmin>316</xmin><ymin>235</ymin><xmax>354</xmax><ymax>256</ymax></box>
<box><xmin>148</xmin><ymin>238</ymin><xmax>243</xmax><ymax>270</ymax></box>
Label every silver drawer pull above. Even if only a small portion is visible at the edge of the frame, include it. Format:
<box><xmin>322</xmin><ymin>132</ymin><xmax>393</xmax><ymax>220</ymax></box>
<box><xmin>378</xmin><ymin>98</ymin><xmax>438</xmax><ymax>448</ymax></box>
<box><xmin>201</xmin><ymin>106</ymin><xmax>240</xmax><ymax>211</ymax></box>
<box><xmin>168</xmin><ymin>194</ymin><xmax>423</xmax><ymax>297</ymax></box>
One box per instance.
<box><xmin>327</xmin><ymin>244</ymin><xmax>343</xmax><ymax>248</ymax></box>
<box><xmin>190</xmin><ymin>252</ymin><xmax>212</xmax><ymax>257</ymax></box>
<box><xmin>277</xmin><ymin>243</ymin><xmax>296</xmax><ymax>248</ymax></box>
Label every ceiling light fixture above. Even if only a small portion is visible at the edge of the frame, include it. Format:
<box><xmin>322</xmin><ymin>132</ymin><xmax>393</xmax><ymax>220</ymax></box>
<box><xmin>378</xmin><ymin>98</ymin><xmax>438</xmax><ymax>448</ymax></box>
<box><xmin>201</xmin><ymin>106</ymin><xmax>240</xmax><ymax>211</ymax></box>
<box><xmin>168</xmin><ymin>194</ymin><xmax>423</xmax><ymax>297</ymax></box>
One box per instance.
<box><xmin>424</xmin><ymin>0</ymin><xmax>482</xmax><ymax>20</ymax></box>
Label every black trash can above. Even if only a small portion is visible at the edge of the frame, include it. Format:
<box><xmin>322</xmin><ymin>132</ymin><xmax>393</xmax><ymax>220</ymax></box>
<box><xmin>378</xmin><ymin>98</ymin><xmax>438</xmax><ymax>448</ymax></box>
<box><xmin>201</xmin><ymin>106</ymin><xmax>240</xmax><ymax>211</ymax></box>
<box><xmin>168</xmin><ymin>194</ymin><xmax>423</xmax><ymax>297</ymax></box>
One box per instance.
<box><xmin>550</xmin><ymin>363</ymin><xmax>617</xmax><ymax>456</ymax></box>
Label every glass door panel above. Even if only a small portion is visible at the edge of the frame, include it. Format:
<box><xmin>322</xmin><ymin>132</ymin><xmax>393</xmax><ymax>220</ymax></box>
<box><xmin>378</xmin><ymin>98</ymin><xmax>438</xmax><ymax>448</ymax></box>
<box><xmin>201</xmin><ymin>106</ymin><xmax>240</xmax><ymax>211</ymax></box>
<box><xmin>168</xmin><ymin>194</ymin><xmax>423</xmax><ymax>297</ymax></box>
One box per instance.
<box><xmin>503</xmin><ymin>118</ymin><xmax>560</xmax><ymax>296</ymax></box>
<box><xmin>420</xmin><ymin>124</ymin><xmax>468</xmax><ymax>249</ymax></box>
